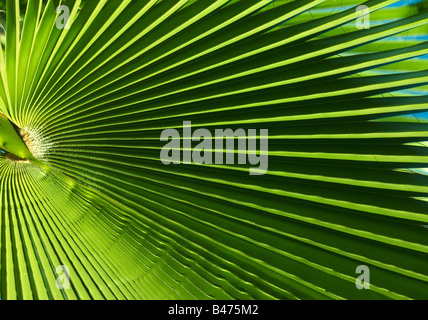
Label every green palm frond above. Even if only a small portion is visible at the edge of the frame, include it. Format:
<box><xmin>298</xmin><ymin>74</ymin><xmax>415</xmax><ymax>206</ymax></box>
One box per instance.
<box><xmin>0</xmin><ymin>0</ymin><xmax>427</xmax><ymax>300</ymax></box>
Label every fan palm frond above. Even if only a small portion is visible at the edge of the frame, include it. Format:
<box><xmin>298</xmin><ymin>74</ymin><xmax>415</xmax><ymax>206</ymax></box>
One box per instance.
<box><xmin>0</xmin><ymin>0</ymin><xmax>427</xmax><ymax>300</ymax></box>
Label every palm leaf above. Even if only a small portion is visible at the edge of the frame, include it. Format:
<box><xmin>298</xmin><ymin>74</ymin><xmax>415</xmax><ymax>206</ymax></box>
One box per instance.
<box><xmin>0</xmin><ymin>0</ymin><xmax>427</xmax><ymax>300</ymax></box>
